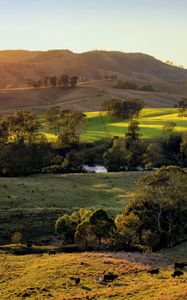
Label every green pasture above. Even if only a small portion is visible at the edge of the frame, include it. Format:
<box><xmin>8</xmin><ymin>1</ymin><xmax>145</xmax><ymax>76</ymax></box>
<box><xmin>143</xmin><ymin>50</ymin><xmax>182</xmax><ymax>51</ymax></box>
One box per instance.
<box><xmin>82</xmin><ymin>108</ymin><xmax>187</xmax><ymax>141</ymax></box>
<box><xmin>39</xmin><ymin>108</ymin><xmax>187</xmax><ymax>142</ymax></box>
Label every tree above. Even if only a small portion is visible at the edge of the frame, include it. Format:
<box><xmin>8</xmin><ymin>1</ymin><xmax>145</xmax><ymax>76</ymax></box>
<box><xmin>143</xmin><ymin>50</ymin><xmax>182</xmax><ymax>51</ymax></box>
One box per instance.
<box><xmin>102</xmin><ymin>99</ymin><xmax>144</xmax><ymax>121</ymax></box>
<box><xmin>57</xmin><ymin>110</ymin><xmax>86</xmax><ymax>147</ymax></box>
<box><xmin>161</xmin><ymin>125</ymin><xmax>182</xmax><ymax>166</ymax></box>
<box><xmin>58</xmin><ymin>74</ymin><xmax>69</xmax><ymax>88</ymax></box>
<box><xmin>125</xmin><ymin>120</ymin><xmax>143</xmax><ymax>168</ymax></box>
<box><xmin>69</xmin><ymin>76</ymin><xmax>78</xmax><ymax>88</ymax></box>
<box><xmin>6</xmin><ymin>110</ymin><xmax>40</xmax><ymax>144</ymax></box>
<box><xmin>115</xmin><ymin>213</ymin><xmax>140</xmax><ymax>250</ymax></box>
<box><xmin>113</xmin><ymin>80</ymin><xmax>138</xmax><ymax>90</ymax></box>
<box><xmin>0</xmin><ymin>139</ymin><xmax>53</xmax><ymax>176</ymax></box>
<box><xmin>43</xmin><ymin>76</ymin><xmax>49</xmax><ymax>88</ymax></box>
<box><xmin>118</xmin><ymin>166</ymin><xmax>187</xmax><ymax>250</ymax></box>
<box><xmin>50</xmin><ymin>76</ymin><xmax>57</xmax><ymax>87</ymax></box>
<box><xmin>45</xmin><ymin>106</ymin><xmax>63</xmax><ymax>135</ymax></box>
<box><xmin>89</xmin><ymin>209</ymin><xmax>116</xmax><ymax>248</ymax></box>
<box><xmin>75</xmin><ymin>219</ymin><xmax>94</xmax><ymax>250</ymax></box>
<box><xmin>180</xmin><ymin>131</ymin><xmax>187</xmax><ymax>165</ymax></box>
<box><xmin>55</xmin><ymin>214</ymin><xmax>77</xmax><ymax>244</ymax></box>
<box><xmin>162</xmin><ymin>122</ymin><xmax>176</xmax><ymax>136</ymax></box>
<box><xmin>55</xmin><ymin>209</ymin><xmax>92</xmax><ymax>244</ymax></box>
<box><xmin>178</xmin><ymin>98</ymin><xmax>187</xmax><ymax>117</ymax></box>
<box><xmin>0</xmin><ymin>119</ymin><xmax>9</xmax><ymax>143</ymax></box>
<box><xmin>103</xmin><ymin>137</ymin><xmax>126</xmax><ymax>171</ymax></box>
<box><xmin>143</xmin><ymin>143</ymin><xmax>165</xmax><ymax>168</ymax></box>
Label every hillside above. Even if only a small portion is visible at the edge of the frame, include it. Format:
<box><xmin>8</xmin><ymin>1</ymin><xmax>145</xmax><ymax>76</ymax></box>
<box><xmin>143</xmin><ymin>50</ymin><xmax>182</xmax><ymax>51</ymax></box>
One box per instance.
<box><xmin>1</xmin><ymin>50</ymin><xmax>187</xmax><ymax>89</ymax></box>
<box><xmin>0</xmin><ymin>79</ymin><xmax>186</xmax><ymax>113</ymax></box>
<box><xmin>0</xmin><ymin>50</ymin><xmax>187</xmax><ymax>110</ymax></box>
<box><xmin>0</xmin><ymin>248</ymin><xmax>187</xmax><ymax>300</ymax></box>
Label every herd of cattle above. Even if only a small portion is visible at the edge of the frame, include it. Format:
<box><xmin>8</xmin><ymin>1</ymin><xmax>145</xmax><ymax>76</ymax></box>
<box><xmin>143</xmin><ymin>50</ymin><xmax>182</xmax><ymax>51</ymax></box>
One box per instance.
<box><xmin>48</xmin><ymin>250</ymin><xmax>187</xmax><ymax>284</ymax></box>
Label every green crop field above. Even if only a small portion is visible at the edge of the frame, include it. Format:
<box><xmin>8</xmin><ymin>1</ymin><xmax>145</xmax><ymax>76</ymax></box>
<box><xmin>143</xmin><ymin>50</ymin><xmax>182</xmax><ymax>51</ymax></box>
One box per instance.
<box><xmin>40</xmin><ymin>108</ymin><xmax>187</xmax><ymax>142</ymax></box>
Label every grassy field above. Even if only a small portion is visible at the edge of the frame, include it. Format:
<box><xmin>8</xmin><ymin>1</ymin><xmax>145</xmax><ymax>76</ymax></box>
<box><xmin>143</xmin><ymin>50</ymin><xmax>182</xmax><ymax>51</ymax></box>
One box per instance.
<box><xmin>0</xmin><ymin>172</ymin><xmax>145</xmax><ymax>243</ymax></box>
<box><xmin>0</xmin><ymin>247</ymin><xmax>187</xmax><ymax>300</ymax></box>
<box><xmin>39</xmin><ymin>108</ymin><xmax>187</xmax><ymax>142</ymax></box>
<box><xmin>82</xmin><ymin>108</ymin><xmax>187</xmax><ymax>141</ymax></box>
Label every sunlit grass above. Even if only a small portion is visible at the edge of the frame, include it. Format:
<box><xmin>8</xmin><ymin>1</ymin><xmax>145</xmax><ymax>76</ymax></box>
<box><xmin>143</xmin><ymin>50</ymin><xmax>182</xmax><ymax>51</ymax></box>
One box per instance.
<box><xmin>0</xmin><ymin>250</ymin><xmax>186</xmax><ymax>300</ymax></box>
<box><xmin>81</xmin><ymin>108</ymin><xmax>187</xmax><ymax>141</ymax></box>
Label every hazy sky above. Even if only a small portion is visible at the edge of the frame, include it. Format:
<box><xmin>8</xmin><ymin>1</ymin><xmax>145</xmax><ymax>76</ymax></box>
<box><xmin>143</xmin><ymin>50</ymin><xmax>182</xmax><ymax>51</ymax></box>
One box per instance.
<box><xmin>0</xmin><ymin>0</ymin><xmax>187</xmax><ymax>67</ymax></box>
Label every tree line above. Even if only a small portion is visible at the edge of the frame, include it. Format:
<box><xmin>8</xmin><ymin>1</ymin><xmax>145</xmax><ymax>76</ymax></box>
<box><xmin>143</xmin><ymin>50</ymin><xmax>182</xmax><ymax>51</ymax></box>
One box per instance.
<box><xmin>103</xmin><ymin>120</ymin><xmax>187</xmax><ymax>171</ymax></box>
<box><xmin>27</xmin><ymin>74</ymin><xmax>78</xmax><ymax>89</ymax></box>
<box><xmin>0</xmin><ymin>108</ymin><xmax>86</xmax><ymax>176</ymax></box>
<box><xmin>113</xmin><ymin>80</ymin><xmax>156</xmax><ymax>92</ymax></box>
<box><xmin>55</xmin><ymin>166</ymin><xmax>187</xmax><ymax>251</ymax></box>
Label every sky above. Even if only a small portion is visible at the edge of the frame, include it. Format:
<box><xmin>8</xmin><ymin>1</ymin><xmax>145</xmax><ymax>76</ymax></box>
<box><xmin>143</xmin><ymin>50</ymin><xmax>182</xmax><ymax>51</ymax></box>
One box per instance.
<box><xmin>0</xmin><ymin>0</ymin><xmax>187</xmax><ymax>67</ymax></box>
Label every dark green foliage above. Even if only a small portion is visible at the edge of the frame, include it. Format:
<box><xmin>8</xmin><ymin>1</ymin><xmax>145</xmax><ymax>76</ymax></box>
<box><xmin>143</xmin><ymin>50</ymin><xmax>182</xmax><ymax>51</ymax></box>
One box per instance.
<box><xmin>0</xmin><ymin>140</ymin><xmax>53</xmax><ymax>176</ymax></box>
<box><xmin>102</xmin><ymin>99</ymin><xmax>144</xmax><ymax>121</ymax></box>
<box><xmin>116</xmin><ymin>166</ymin><xmax>187</xmax><ymax>250</ymax></box>
<box><xmin>56</xmin><ymin>208</ymin><xmax>116</xmax><ymax>249</ymax></box>
<box><xmin>103</xmin><ymin>137</ymin><xmax>126</xmax><ymax>171</ymax></box>
<box><xmin>104</xmin><ymin>121</ymin><xmax>144</xmax><ymax>171</ymax></box>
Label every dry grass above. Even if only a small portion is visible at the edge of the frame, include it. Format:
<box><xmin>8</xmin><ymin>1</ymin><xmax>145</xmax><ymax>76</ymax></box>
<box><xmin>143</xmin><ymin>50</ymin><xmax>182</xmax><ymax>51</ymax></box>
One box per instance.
<box><xmin>0</xmin><ymin>249</ymin><xmax>187</xmax><ymax>300</ymax></box>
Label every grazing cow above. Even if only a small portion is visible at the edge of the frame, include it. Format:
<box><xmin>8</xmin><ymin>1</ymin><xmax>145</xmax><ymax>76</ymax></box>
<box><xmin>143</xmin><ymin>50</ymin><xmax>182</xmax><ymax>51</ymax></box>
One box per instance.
<box><xmin>174</xmin><ymin>262</ymin><xmax>187</xmax><ymax>269</ymax></box>
<box><xmin>103</xmin><ymin>273</ymin><xmax>118</xmax><ymax>282</ymax></box>
<box><xmin>26</xmin><ymin>242</ymin><xmax>32</xmax><ymax>248</ymax></box>
<box><xmin>171</xmin><ymin>270</ymin><xmax>184</xmax><ymax>278</ymax></box>
<box><xmin>48</xmin><ymin>250</ymin><xmax>56</xmax><ymax>255</ymax></box>
<box><xmin>147</xmin><ymin>268</ymin><xmax>160</xmax><ymax>275</ymax></box>
<box><xmin>70</xmin><ymin>277</ymin><xmax>80</xmax><ymax>284</ymax></box>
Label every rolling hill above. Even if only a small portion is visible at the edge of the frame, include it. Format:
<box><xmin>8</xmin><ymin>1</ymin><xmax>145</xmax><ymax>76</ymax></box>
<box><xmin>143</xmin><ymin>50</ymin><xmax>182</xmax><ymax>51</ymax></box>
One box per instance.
<box><xmin>0</xmin><ymin>50</ymin><xmax>187</xmax><ymax>111</ymax></box>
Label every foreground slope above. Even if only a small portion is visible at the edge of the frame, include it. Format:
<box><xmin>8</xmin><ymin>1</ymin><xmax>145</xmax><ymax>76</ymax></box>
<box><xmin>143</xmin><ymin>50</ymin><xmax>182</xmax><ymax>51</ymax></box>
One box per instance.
<box><xmin>0</xmin><ymin>249</ymin><xmax>187</xmax><ymax>299</ymax></box>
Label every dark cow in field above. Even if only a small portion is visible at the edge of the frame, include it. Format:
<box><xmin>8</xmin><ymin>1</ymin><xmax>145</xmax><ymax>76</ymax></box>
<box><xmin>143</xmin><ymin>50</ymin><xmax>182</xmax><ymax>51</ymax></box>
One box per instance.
<box><xmin>147</xmin><ymin>268</ymin><xmax>160</xmax><ymax>275</ymax></box>
<box><xmin>171</xmin><ymin>270</ymin><xmax>184</xmax><ymax>278</ymax></box>
<box><xmin>48</xmin><ymin>250</ymin><xmax>56</xmax><ymax>255</ymax></box>
<box><xmin>26</xmin><ymin>242</ymin><xmax>32</xmax><ymax>248</ymax></box>
<box><xmin>70</xmin><ymin>277</ymin><xmax>80</xmax><ymax>284</ymax></box>
<box><xmin>103</xmin><ymin>273</ymin><xmax>118</xmax><ymax>282</ymax></box>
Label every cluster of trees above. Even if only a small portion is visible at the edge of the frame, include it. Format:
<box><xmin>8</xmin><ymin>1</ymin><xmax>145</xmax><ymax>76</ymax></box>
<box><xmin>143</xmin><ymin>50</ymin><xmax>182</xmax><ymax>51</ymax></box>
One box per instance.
<box><xmin>55</xmin><ymin>167</ymin><xmax>187</xmax><ymax>251</ymax></box>
<box><xmin>0</xmin><ymin>107</ymin><xmax>86</xmax><ymax>176</ymax></box>
<box><xmin>104</xmin><ymin>121</ymin><xmax>187</xmax><ymax>171</ymax></box>
<box><xmin>55</xmin><ymin>208</ymin><xmax>115</xmax><ymax>249</ymax></box>
<box><xmin>102</xmin><ymin>99</ymin><xmax>144</xmax><ymax>120</ymax></box>
<box><xmin>27</xmin><ymin>74</ymin><xmax>78</xmax><ymax>89</ymax></box>
<box><xmin>113</xmin><ymin>80</ymin><xmax>156</xmax><ymax>92</ymax></box>
<box><xmin>0</xmin><ymin>110</ymin><xmax>53</xmax><ymax>176</ymax></box>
